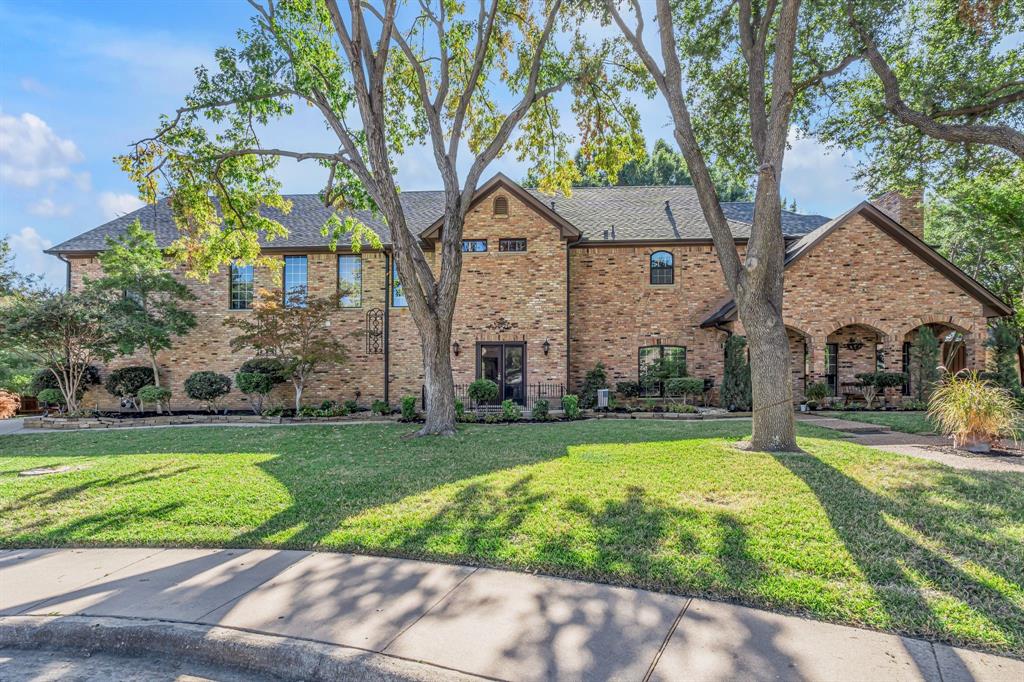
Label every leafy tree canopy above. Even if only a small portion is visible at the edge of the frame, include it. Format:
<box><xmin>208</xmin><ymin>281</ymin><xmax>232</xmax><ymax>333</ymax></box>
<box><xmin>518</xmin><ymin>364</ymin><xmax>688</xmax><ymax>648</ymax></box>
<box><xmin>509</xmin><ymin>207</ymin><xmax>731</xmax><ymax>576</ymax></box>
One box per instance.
<box><xmin>525</xmin><ymin>139</ymin><xmax>752</xmax><ymax>201</ymax></box>
<box><xmin>812</xmin><ymin>0</ymin><xmax>1024</xmax><ymax>194</ymax></box>
<box><xmin>925</xmin><ymin>168</ymin><xmax>1024</xmax><ymax>325</ymax></box>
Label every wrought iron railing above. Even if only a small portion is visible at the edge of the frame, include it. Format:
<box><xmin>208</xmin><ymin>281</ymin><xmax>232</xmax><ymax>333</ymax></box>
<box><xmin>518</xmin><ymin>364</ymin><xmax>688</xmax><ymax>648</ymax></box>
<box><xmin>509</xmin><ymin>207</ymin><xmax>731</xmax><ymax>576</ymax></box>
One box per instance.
<box><xmin>422</xmin><ymin>383</ymin><xmax>564</xmax><ymax>412</ymax></box>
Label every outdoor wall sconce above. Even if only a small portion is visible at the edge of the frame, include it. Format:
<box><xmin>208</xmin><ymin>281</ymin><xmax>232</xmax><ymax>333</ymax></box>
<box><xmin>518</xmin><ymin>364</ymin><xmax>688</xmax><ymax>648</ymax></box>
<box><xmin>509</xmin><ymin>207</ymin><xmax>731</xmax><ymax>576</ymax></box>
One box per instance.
<box><xmin>452</xmin><ymin>341</ymin><xmax>460</xmax><ymax>357</ymax></box>
<box><xmin>843</xmin><ymin>337</ymin><xmax>865</xmax><ymax>351</ymax></box>
<box><xmin>542</xmin><ymin>340</ymin><xmax>551</xmax><ymax>355</ymax></box>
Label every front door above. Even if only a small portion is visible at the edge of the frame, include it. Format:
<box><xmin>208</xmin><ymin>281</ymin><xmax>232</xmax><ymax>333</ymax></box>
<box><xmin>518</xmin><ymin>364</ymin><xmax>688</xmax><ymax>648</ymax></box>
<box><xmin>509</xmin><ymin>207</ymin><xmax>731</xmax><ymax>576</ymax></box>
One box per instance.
<box><xmin>478</xmin><ymin>343</ymin><xmax>525</xmax><ymax>404</ymax></box>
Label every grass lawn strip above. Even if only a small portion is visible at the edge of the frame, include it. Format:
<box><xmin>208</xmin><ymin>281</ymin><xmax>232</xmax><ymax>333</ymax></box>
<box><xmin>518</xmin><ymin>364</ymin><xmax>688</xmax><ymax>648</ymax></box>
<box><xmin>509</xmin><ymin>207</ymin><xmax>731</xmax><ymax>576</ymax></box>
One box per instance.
<box><xmin>1</xmin><ymin>419</ymin><xmax>1022</xmax><ymax>657</ymax></box>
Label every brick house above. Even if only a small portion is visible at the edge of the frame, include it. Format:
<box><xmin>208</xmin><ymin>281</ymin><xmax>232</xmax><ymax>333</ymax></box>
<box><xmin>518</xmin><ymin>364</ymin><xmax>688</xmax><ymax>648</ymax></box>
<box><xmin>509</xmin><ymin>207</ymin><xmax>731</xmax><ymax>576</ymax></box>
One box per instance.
<box><xmin>48</xmin><ymin>174</ymin><xmax>1012</xmax><ymax>411</ymax></box>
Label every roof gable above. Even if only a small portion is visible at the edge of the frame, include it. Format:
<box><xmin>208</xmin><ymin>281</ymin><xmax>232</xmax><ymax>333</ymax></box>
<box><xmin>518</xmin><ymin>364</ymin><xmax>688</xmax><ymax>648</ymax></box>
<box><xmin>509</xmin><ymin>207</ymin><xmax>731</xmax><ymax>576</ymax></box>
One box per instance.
<box><xmin>700</xmin><ymin>202</ymin><xmax>1013</xmax><ymax>325</ymax></box>
<box><xmin>419</xmin><ymin>173</ymin><xmax>582</xmax><ymax>241</ymax></box>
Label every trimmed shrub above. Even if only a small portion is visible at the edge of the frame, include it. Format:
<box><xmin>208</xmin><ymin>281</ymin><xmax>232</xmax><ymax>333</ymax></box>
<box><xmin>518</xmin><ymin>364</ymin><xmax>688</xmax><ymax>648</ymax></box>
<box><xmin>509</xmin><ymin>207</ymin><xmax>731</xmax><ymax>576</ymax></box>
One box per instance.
<box><xmin>138</xmin><ymin>385</ymin><xmax>172</xmax><ymax>413</ymax></box>
<box><xmin>665</xmin><ymin>377</ymin><xmax>704</xmax><ymax>404</ymax></box>
<box><xmin>562</xmin><ymin>394</ymin><xmax>581</xmax><ymax>420</ymax></box>
<box><xmin>0</xmin><ymin>390</ymin><xmax>20</xmax><ymax>419</ymax></box>
<box><xmin>579</xmin><ymin>363</ymin><xmax>608</xmax><ymax>409</ymax></box>
<box><xmin>104</xmin><ymin>366</ymin><xmax>155</xmax><ymax>407</ymax></box>
<box><xmin>615</xmin><ymin>381</ymin><xmax>641</xmax><ymax>398</ymax></box>
<box><xmin>501</xmin><ymin>399</ymin><xmax>522</xmax><ymax>422</ymax></box>
<box><xmin>928</xmin><ymin>371</ymin><xmax>1021</xmax><ymax>452</ymax></box>
<box><xmin>31</xmin><ymin>365</ymin><xmax>100</xmax><ymax>398</ymax></box>
<box><xmin>235</xmin><ymin>371</ymin><xmax>275</xmax><ymax>415</ymax></box>
<box><xmin>184</xmin><ymin>371</ymin><xmax>231</xmax><ymax>413</ymax></box>
<box><xmin>531</xmin><ymin>398</ymin><xmax>549</xmax><ymax>421</ymax></box>
<box><xmin>667</xmin><ymin>403</ymin><xmax>698</xmax><ymax>414</ymax></box>
<box><xmin>36</xmin><ymin>388</ymin><xmax>65</xmax><ymax>408</ymax></box>
<box><xmin>468</xmin><ymin>378</ymin><xmax>499</xmax><ymax>405</ymax></box>
<box><xmin>855</xmin><ymin>371</ymin><xmax>907</xmax><ymax>408</ymax></box>
<box><xmin>344</xmin><ymin>399</ymin><xmax>360</xmax><ymax>413</ymax></box>
<box><xmin>401</xmin><ymin>395</ymin><xmax>417</xmax><ymax>421</ymax></box>
<box><xmin>239</xmin><ymin>358</ymin><xmax>287</xmax><ymax>383</ymax></box>
<box><xmin>371</xmin><ymin>400</ymin><xmax>390</xmax><ymax>415</ymax></box>
<box><xmin>455</xmin><ymin>399</ymin><xmax>465</xmax><ymax>419</ymax></box>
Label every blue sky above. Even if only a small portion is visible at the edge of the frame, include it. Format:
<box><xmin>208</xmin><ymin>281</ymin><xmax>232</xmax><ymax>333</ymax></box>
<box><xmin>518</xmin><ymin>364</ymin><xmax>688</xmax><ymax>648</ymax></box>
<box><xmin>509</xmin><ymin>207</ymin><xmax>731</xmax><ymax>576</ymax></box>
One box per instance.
<box><xmin>1</xmin><ymin>0</ymin><xmax>864</xmax><ymax>288</ymax></box>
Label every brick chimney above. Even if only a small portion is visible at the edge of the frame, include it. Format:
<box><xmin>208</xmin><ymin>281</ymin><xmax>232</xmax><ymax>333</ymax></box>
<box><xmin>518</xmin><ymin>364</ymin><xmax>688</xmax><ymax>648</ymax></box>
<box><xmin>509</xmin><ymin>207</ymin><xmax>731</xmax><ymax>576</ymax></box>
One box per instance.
<box><xmin>873</xmin><ymin>189</ymin><xmax>924</xmax><ymax>239</ymax></box>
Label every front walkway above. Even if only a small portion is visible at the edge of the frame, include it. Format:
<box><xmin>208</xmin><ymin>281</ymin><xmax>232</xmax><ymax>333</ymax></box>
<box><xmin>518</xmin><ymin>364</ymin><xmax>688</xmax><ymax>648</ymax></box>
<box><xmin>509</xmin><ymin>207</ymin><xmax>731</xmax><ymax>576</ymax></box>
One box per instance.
<box><xmin>1</xmin><ymin>548</ymin><xmax>1021</xmax><ymax>681</ymax></box>
<box><xmin>797</xmin><ymin>414</ymin><xmax>1024</xmax><ymax>473</ymax></box>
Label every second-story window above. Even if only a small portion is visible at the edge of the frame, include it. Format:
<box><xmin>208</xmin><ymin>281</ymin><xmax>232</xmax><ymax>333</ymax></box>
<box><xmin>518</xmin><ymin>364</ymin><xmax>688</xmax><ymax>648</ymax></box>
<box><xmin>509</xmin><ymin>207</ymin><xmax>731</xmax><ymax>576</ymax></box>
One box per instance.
<box><xmin>391</xmin><ymin>258</ymin><xmax>407</xmax><ymax>307</ymax></box>
<box><xmin>461</xmin><ymin>239</ymin><xmax>487</xmax><ymax>252</ymax></box>
<box><xmin>337</xmin><ymin>254</ymin><xmax>362</xmax><ymax>308</ymax></box>
<box><xmin>650</xmin><ymin>250</ymin><xmax>674</xmax><ymax>285</ymax></box>
<box><xmin>229</xmin><ymin>262</ymin><xmax>254</xmax><ymax>310</ymax></box>
<box><xmin>499</xmin><ymin>238</ymin><xmax>527</xmax><ymax>252</ymax></box>
<box><xmin>283</xmin><ymin>255</ymin><xmax>307</xmax><ymax>307</ymax></box>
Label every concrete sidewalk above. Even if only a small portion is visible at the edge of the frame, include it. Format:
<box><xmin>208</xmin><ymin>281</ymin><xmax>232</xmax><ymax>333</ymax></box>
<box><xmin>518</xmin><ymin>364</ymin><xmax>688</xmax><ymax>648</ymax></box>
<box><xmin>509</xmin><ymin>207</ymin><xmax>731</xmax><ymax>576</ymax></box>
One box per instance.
<box><xmin>1</xmin><ymin>548</ymin><xmax>1021</xmax><ymax>681</ymax></box>
<box><xmin>797</xmin><ymin>414</ymin><xmax>1024</xmax><ymax>473</ymax></box>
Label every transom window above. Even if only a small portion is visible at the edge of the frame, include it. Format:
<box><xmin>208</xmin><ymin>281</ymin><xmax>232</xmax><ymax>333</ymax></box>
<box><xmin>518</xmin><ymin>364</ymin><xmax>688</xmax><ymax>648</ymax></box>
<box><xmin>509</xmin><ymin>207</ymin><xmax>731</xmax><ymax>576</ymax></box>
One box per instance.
<box><xmin>493</xmin><ymin>196</ymin><xmax>509</xmax><ymax>216</ymax></box>
<box><xmin>337</xmin><ymin>254</ymin><xmax>362</xmax><ymax>308</ymax></box>
<box><xmin>498</xmin><ymin>238</ymin><xmax>527</xmax><ymax>252</ymax></box>
<box><xmin>391</xmin><ymin>258</ymin><xmax>407</xmax><ymax>307</ymax></box>
<box><xmin>650</xmin><ymin>251</ymin><xmax>674</xmax><ymax>285</ymax></box>
<box><xmin>229</xmin><ymin>262</ymin><xmax>254</xmax><ymax>310</ymax></box>
<box><xmin>462</xmin><ymin>239</ymin><xmax>488</xmax><ymax>252</ymax></box>
<box><xmin>638</xmin><ymin>345</ymin><xmax>686</xmax><ymax>396</ymax></box>
<box><xmin>283</xmin><ymin>255</ymin><xmax>307</xmax><ymax>307</ymax></box>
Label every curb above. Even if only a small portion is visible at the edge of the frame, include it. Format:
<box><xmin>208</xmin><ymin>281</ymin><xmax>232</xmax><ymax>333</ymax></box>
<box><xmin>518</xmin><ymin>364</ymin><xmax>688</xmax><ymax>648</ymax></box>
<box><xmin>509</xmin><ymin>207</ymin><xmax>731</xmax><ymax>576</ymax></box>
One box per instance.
<box><xmin>0</xmin><ymin>615</ymin><xmax>481</xmax><ymax>682</ymax></box>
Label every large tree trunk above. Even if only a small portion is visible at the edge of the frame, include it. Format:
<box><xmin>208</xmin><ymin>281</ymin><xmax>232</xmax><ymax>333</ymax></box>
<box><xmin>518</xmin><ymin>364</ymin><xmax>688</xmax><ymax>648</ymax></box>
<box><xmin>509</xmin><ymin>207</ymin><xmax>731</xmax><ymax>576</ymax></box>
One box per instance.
<box><xmin>420</xmin><ymin>325</ymin><xmax>456</xmax><ymax>436</ymax></box>
<box><xmin>737</xmin><ymin>291</ymin><xmax>797</xmax><ymax>451</ymax></box>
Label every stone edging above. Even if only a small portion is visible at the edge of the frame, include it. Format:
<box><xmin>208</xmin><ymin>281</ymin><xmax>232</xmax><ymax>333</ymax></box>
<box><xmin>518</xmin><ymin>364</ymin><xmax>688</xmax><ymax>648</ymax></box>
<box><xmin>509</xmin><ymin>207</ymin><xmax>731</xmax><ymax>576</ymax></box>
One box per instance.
<box><xmin>0</xmin><ymin>615</ymin><xmax>474</xmax><ymax>681</ymax></box>
<box><xmin>21</xmin><ymin>414</ymin><xmax>400</xmax><ymax>430</ymax></box>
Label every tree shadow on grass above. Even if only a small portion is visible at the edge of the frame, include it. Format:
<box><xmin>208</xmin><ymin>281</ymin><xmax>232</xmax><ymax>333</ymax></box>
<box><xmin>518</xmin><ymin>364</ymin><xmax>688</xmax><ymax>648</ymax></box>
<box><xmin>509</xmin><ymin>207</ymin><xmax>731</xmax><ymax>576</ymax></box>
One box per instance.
<box><xmin>774</xmin><ymin>452</ymin><xmax>1024</xmax><ymax>654</ymax></box>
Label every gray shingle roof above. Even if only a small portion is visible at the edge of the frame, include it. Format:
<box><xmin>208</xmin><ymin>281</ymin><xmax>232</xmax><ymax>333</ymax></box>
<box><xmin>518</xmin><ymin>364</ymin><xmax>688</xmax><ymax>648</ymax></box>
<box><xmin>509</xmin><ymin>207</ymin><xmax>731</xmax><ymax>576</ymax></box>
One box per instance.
<box><xmin>48</xmin><ymin>183</ymin><xmax>830</xmax><ymax>254</ymax></box>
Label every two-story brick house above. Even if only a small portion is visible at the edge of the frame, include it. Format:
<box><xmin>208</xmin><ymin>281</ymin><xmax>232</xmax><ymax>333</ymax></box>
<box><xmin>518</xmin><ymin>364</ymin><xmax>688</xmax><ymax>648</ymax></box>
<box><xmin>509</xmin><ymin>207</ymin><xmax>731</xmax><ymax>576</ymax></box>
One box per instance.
<box><xmin>48</xmin><ymin>174</ymin><xmax>1013</xmax><ymax>411</ymax></box>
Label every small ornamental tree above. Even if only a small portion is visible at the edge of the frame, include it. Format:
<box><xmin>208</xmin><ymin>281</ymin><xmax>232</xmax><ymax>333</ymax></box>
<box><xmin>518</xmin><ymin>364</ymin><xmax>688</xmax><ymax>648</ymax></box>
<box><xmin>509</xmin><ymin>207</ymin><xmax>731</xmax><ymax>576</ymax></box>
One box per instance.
<box><xmin>225</xmin><ymin>290</ymin><xmax>351</xmax><ymax>412</ymax></box>
<box><xmin>236</xmin><ymin>371</ymin><xmax>275</xmax><ymax>415</ymax></box>
<box><xmin>89</xmin><ymin>220</ymin><xmax>196</xmax><ymax>391</ymax></box>
<box><xmin>138</xmin><ymin>385</ymin><xmax>172</xmax><ymax>414</ymax></box>
<box><xmin>184</xmin><ymin>371</ymin><xmax>232</xmax><ymax>413</ymax></box>
<box><xmin>855</xmin><ymin>371</ymin><xmax>907</xmax><ymax>409</ymax></box>
<box><xmin>721</xmin><ymin>335</ymin><xmax>752</xmax><ymax>412</ymax></box>
<box><xmin>0</xmin><ymin>290</ymin><xmax>116</xmax><ymax>413</ymax></box>
<box><xmin>984</xmin><ymin>320</ymin><xmax>1023</xmax><ymax>399</ymax></box>
<box><xmin>910</xmin><ymin>327</ymin><xmax>943</xmax><ymax>402</ymax></box>
<box><xmin>579</xmin><ymin>363</ymin><xmax>609</xmax><ymax>408</ymax></box>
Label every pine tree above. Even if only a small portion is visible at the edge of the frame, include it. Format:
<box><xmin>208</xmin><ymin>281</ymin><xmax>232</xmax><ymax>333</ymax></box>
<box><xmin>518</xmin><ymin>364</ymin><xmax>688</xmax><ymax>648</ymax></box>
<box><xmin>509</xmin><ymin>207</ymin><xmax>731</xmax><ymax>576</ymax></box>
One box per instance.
<box><xmin>721</xmin><ymin>335</ymin><xmax>752</xmax><ymax>411</ymax></box>
<box><xmin>910</xmin><ymin>327</ymin><xmax>942</xmax><ymax>401</ymax></box>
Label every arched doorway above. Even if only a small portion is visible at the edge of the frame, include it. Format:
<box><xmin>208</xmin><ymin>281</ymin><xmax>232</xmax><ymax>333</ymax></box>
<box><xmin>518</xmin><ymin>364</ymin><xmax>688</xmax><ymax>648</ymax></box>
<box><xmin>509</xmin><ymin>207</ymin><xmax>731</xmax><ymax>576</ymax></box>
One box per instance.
<box><xmin>902</xmin><ymin>323</ymin><xmax>970</xmax><ymax>397</ymax></box>
<box><xmin>825</xmin><ymin>324</ymin><xmax>887</xmax><ymax>402</ymax></box>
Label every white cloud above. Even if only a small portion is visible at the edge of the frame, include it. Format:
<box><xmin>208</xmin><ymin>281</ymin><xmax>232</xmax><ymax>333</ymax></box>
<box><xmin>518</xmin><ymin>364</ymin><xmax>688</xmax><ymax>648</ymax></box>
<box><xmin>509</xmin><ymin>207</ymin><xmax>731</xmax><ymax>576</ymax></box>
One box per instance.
<box><xmin>7</xmin><ymin>226</ymin><xmax>66</xmax><ymax>289</ymax></box>
<box><xmin>98</xmin><ymin>191</ymin><xmax>145</xmax><ymax>220</ymax></box>
<box><xmin>0</xmin><ymin>112</ymin><xmax>84</xmax><ymax>187</ymax></box>
<box><xmin>780</xmin><ymin>130</ymin><xmax>863</xmax><ymax>217</ymax></box>
<box><xmin>27</xmin><ymin>198</ymin><xmax>73</xmax><ymax>218</ymax></box>
<box><xmin>19</xmin><ymin>77</ymin><xmax>50</xmax><ymax>95</ymax></box>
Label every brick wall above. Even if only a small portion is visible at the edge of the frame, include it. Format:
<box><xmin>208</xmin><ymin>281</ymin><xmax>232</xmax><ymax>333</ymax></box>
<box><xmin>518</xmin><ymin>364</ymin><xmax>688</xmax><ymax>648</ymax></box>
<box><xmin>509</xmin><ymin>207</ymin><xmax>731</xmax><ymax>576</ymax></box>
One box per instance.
<box><xmin>70</xmin><ymin>251</ymin><xmax>387</xmax><ymax>412</ymax></box>
<box><xmin>568</xmin><ymin>243</ymin><xmax>736</xmax><ymax>394</ymax></box>
<box><xmin>388</xmin><ymin>188</ymin><xmax>569</xmax><ymax>402</ymax></box>
<box><xmin>68</xmin><ymin>201</ymin><xmax>992</xmax><ymax>412</ymax></box>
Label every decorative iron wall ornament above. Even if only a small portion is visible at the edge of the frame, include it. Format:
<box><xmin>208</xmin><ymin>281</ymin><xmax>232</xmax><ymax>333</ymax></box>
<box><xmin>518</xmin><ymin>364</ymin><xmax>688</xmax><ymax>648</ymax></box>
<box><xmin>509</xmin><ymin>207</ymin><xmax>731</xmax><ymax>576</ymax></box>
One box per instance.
<box><xmin>485</xmin><ymin>316</ymin><xmax>517</xmax><ymax>333</ymax></box>
<box><xmin>365</xmin><ymin>308</ymin><xmax>384</xmax><ymax>354</ymax></box>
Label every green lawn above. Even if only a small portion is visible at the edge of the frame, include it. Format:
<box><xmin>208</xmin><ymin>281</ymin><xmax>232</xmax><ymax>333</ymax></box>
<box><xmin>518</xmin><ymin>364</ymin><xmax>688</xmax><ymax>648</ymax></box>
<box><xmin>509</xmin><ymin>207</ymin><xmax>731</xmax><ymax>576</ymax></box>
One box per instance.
<box><xmin>821</xmin><ymin>410</ymin><xmax>937</xmax><ymax>434</ymax></box>
<box><xmin>2</xmin><ymin>420</ymin><xmax>1022</xmax><ymax>656</ymax></box>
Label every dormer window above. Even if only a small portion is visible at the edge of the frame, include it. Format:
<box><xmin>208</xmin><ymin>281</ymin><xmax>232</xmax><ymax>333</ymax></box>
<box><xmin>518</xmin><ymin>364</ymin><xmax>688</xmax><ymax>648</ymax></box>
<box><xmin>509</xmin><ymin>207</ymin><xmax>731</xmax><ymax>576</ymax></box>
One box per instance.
<box><xmin>493</xmin><ymin>196</ymin><xmax>509</xmax><ymax>217</ymax></box>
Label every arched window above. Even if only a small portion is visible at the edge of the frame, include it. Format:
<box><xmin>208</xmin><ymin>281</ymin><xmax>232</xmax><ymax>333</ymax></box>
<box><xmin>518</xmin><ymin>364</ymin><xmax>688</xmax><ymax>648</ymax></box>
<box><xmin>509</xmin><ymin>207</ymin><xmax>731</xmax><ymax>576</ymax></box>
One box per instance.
<box><xmin>493</xmin><ymin>196</ymin><xmax>509</xmax><ymax>217</ymax></box>
<box><xmin>650</xmin><ymin>251</ymin><xmax>674</xmax><ymax>285</ymax></box>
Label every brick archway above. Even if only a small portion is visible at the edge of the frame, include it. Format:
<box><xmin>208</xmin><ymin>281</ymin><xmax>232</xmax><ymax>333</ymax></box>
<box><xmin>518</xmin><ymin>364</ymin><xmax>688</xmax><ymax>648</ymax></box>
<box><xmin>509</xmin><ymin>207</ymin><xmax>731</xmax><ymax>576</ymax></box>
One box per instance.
<box><xmin>824</xmin><ymin>316</ymin><xmax>893</xmax><ymax>343</ymax></box>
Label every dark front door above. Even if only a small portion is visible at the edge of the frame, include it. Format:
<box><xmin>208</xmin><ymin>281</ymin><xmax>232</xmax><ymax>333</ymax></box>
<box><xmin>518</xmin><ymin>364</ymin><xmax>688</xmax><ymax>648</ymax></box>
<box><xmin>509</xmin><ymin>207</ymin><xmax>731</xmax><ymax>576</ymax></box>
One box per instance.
<box><xmin>478</xmin><ymin>343</ymin><xmax>525</xmax><ymax>404</ymax></box>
